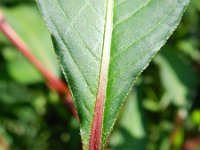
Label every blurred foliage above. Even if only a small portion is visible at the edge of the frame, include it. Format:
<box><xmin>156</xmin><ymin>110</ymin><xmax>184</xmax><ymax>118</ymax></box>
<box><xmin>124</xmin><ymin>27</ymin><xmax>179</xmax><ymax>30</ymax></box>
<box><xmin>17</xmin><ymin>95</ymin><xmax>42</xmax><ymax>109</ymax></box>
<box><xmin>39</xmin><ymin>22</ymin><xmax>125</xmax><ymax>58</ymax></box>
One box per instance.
<box><xmin>1</xmin><ymin>4</ymin><xmax>60</xmax><ymax>84</ymax></box>
<box><xmin>0</xmin><ymin>0</ymin><xmax>200</xmax><ymax>150</ymax></box>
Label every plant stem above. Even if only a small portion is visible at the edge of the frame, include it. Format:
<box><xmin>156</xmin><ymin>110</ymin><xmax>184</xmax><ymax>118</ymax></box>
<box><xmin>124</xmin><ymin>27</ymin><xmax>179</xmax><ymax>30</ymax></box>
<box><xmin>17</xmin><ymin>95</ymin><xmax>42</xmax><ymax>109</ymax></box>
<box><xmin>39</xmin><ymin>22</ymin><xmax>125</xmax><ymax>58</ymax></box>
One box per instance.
<box><xmin>0</xmin><ymin>135</ymin><xmax>10</xmax><ymax>150</ymax></box>
<box><xmin>89</xmin><ymin>0</ymin><xmax>113</xmax><ymax>149</ymax></box>
<box><xmin>0</xmin><ymin>10</ymin><xmax>77</xmax><ymax>118</ymax></box>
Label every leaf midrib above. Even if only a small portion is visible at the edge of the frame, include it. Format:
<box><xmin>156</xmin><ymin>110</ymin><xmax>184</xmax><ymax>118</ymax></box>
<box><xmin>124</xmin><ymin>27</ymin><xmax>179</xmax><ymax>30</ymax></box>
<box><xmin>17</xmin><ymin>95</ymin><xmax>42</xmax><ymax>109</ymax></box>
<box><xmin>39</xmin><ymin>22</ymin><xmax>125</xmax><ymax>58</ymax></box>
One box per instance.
<box><xmin>89</xmin><ymin>0</ymin><xmax>114</xmax><ymax>149</ymax></box>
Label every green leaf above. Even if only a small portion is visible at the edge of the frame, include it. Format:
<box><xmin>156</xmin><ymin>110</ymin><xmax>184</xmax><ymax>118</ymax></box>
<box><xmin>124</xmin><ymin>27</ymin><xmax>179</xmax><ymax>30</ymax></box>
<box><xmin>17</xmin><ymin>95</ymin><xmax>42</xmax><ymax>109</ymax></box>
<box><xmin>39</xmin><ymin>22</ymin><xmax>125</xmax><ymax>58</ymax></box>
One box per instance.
<box><xmin>177</xmin><ymin>39</ymin><xmax>200</xmax><ymax>64</ymax></box>
<box><xmin>0</xmin><ymin>0</ymin><xmax>34</xmax><ymax>5</ymax></box>
<box><xmin>1</xmin><ymin>5</ymin><xmax>60</xmax><ymax>84</ymax></box>
<box><xmin>2</xmin><ymin>46</ymin><xmax>43</xmax><ymax>83</ymax></box>
<box><xmin>109</xmin><ymin>89</ymin><xmax>146</xmax><ymax>150</ymax></box>
<box><xmin>37</xmin><ymin>0</ymin><xmax>189</xmax><ymax>149</ymax></box>
<box><xmin>154</xmin><ymin>47</ymin><xmax>198</xmax><ymax>108</ymax></box>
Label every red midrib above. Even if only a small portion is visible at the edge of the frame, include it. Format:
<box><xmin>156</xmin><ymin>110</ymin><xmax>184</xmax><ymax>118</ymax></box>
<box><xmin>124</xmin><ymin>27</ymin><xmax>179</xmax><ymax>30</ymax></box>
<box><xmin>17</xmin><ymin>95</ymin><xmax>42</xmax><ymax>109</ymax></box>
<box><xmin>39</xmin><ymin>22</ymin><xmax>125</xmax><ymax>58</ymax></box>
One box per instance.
<box><xmin>89</xmin><ymin>54</ymin><xmax>109</xmax><ymax>150</ymax></box>
<box><xmin>89</xmin><ymin>0</ymin><xmax>113</xmax><ymax>149</ymax></box>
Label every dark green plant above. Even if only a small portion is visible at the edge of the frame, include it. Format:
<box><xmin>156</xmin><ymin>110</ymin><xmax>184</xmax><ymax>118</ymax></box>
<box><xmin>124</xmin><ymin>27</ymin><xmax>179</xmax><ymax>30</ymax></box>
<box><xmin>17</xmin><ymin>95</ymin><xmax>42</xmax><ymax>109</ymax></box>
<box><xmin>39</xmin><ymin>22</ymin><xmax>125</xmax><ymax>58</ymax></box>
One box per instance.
<box><xmin>37</xmin><ymin>0</ymin><xmax>190</xmax><ymax>149</ymax></box>
<box><xmin>0</xmin><ymin>0</ymin><xmax>200</xmax><ymax>150</ymax></box>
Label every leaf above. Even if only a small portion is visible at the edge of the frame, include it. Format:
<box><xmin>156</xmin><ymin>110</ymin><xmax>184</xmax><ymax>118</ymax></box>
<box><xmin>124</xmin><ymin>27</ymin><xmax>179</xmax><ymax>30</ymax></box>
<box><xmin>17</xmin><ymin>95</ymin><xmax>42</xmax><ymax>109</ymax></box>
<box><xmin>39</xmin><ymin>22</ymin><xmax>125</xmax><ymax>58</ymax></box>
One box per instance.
<box><xmin>37</xmin><ymin>0</ymin><xmax>189</xmax><ymax>149</ymax></box>
<box><xmin>0</xmin><ymin>80</ymin><xmax>30</xmax><ymax>105</ymax></box>
<box><xmin>109</xmin><ymin>89</ymin><xmax>147</xmax><ymax>150</ymax></box>
<box><xmin>1</xmin><ymin>5</ymin><xmax>60</xmax><ymax>84</ymax></box>
<box><xmin>0</xmin><ymin>0</ymin><xmax>33</xmax><ymax>5</ymax></box>
<box><xmin>2</xmin><ymin>46</ymin><xmax>43</xmax><ymax>84</ymax></box>
<box><xmin>154</xmin><ymin>47</ymin><xmax>198</xmax><ymax>108</ymax></box>
<box><xmin>177</xmin><ymin>39</ymin><xmax>200</xmax><ymax>64</ymax></box>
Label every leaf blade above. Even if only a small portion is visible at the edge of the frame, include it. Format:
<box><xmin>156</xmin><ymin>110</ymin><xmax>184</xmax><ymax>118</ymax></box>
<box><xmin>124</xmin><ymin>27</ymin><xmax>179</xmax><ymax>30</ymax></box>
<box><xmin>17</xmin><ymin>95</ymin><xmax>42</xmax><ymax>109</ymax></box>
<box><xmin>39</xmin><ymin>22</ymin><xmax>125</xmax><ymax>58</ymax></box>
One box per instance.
<box><xmin>37</xmin><ymin>1</ymin><xmax>107</xmax><ymax>149</ymax></box>
<box><xmin>103</xmin><ymin>0</ymin><xmax>189</xmax><ymax>147</ymax></box>
<box><xmin>37</xmin><ymin>0</ymin><xmax>190</xmax><ymax>149</ymax></box>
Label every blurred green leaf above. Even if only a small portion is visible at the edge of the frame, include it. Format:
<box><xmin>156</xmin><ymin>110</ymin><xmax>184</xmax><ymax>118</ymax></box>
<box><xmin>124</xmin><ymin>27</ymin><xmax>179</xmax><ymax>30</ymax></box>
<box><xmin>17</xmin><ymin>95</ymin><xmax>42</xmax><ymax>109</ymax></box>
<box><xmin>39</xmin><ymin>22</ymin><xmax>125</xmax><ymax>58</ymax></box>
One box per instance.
<box><xmin>177</xmin><ymin>39</ymin><xmax>200</xmax><ymax>64</ymax></box>
<box><xmin>0</xmin><ymin>80</ymin><xmax>31</xmax><ymax>105</ymax></box>
<box><xmin>191</xmin><ymin>0</ymin><xmax>200</xmax><ymax>11</ymax></box>
<box><xmin>154</xmin><ymin>48</ymin><xmax>198</xmax><ymax>108</ymax></box>
<box><xmin>0</xmin><ymin>0</ymin><xmax>34</xmax><ymax>5</ymax></box>
<box><xmin>109</xmin><ymin>90</ymin><xmax>147</xmax><ymax>150</ymax></box>
<box><xmin>192</xmin><ymin>110</ymin><xmax>200</xmax><ymax>126</ymax></box>
<box><xmin>172</xmin><ymin>128</ymin><xmax>184</xmax><ymax>150</ymax></box>
<box><xmin>1</xmin><ymin>5</ymin><xmax>60</xmax><ymax>84</ymax></box>
<box><xmin>1</xmin><ymin>46</ymin><xmax>43</xmax><ymax>83</ymax></box>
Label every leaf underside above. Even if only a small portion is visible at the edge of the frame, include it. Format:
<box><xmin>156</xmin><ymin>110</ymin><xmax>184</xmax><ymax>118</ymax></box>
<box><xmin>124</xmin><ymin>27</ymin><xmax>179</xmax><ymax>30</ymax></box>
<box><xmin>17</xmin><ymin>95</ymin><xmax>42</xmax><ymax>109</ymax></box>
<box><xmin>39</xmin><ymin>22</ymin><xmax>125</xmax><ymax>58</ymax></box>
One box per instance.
<box><xmin>37</xmin><ymin>0</ymin><xmax>189</xmax><ymax>149</ymax></box>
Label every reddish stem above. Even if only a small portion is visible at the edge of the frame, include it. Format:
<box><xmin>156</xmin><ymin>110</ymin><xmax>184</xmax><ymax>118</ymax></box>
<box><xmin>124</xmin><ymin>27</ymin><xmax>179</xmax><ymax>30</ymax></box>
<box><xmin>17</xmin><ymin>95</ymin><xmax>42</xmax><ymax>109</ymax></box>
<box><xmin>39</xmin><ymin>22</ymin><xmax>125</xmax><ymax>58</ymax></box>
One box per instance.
<box><xmin>0</xmin><ymin>135</ymin><xmax>10</xmax><ymax>150</ymax></box>
<box><xmin>0</xmin><ymin>11</ymin><xmax>77</xmax><ymax>118</ymax></box>
<box><xmin>183</xmin><ymin>135</ymin><xmax>200</xmax><ymax>150</ymax></box>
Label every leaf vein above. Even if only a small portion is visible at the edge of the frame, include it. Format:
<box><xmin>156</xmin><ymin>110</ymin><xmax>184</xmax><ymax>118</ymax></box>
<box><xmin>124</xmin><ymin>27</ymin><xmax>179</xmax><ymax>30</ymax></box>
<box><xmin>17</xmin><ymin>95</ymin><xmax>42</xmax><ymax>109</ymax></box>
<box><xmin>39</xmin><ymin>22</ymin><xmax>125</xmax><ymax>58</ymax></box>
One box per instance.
<box><xmin>85</xmin><ymin>0</ymin><xmax>104</xmax><ymax>21</ymax></box>
<box><xmin>114</xmin><ymin>0</ymin><xmax>126</xmax><ymax>8</ymax></box>
<box><xmin>55</xmin><ymin>0</ymin><xmax>100</xmax><ymax>61</ymax></box>
<box><xmin>50</xmin><ymin>19</ymin><xmax>96</xmax><ymax>98</ymax></box>
<box><xmin>110</xmin><ymin>8</ymin><xmax>174</xmax><ymax>80</ymax></box>
<box><xmin>114</xmin><ymin>0</ymin><xmax>153</xmax><ymax>27</ymax></box>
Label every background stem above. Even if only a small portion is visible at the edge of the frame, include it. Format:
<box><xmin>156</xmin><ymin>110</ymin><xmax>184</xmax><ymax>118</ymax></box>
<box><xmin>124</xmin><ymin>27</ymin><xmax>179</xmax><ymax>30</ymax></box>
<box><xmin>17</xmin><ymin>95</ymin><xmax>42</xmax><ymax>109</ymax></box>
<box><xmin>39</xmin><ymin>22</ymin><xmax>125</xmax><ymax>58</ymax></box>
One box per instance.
<box><xmin>0</xmin><ymin>10</ymin><xmax>77</xmax><ymax>118</ymax></box>
<box><xmin>0</xmin><ymin>135</ymin><xmax>10</xmax><ymax>150</ymax></box>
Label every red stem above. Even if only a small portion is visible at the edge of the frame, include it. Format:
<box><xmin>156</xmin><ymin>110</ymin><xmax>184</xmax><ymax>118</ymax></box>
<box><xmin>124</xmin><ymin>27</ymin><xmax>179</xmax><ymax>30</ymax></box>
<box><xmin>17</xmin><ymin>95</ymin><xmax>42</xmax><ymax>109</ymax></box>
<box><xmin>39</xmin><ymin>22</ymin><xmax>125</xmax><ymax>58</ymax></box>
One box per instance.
<box><xmin>0</xmin><ymin>135</ymin><xmax>10</xmax><ymax>150</ymax></box>
<box><xmin>0</xmin><ymin>11</ymin><xmax>77</xmax><ymax>118</ymax></box>
<box><xmin>183</xmin><ymin>135</ymin><xmax>200</xmax><ymax>150</ymax></box>
<box><xmin>89</xmin><ymin>15</ymin><xmax>110</xmax><ymax>150</ymax></box>
<box><xmin>89</xmin><ymin>0</ymin><xmax>112</xmax><ymax>148</ymax></box>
